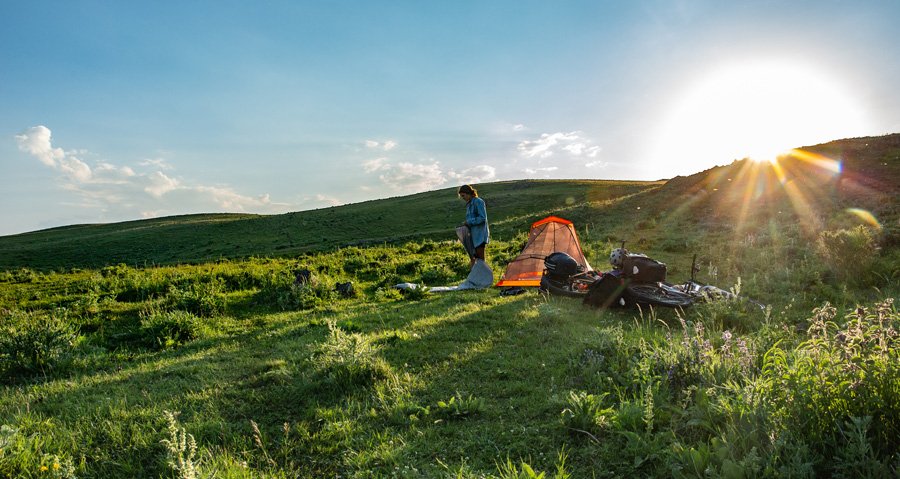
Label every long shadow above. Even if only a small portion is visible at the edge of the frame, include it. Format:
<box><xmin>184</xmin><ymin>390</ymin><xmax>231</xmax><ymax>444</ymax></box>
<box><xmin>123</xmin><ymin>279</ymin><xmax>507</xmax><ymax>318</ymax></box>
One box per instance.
<box><xmin>4</xmin><ymin>286</ymin><xmax>650</xmax><ymax>477</ymax></box>
<box><xmin>5</xmin><ymin>292</ymin><xmax>512</xmax><ymax>475</ymax></box>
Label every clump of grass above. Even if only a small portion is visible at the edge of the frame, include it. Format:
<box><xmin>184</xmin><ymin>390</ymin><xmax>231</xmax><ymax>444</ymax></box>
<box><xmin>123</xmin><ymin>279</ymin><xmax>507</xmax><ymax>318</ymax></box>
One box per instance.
<box><xmin>496</xmin><ymin>449</ymin><xmax>571</xmax><ymax>479</ymax></box>
<box><xmin>419</xmin><ymin>264</ymin><xmax>458</xmax><ymax>286</ymax></box>
<box><xmin>255</xmin><ymin>270</ymin><xmax>337</xmax><ymax>310</ymax></box>
<box><xmin>433</xmin><ymin>392</ymin><xmax>485</xmax><ymax>421</ymax></box>
<box><xmin>816</xmin><ymin>225</ymin><xmax>879</xmax><ymax>284</ymax></box>
<box><xmin>314</xmin><ymin>320</ymin><xmax>391</xmax><ymax>392</ymax></box>
<box><xmin>139</xmin><ymin>308</ymin><xmax>204</xmax><ymax>350</ymax></box>
<box><xmin>0</xmin><ymin>308</ymin><xmax>76</xmax><ymax>381</ymax></box>
<box><xmin>560</xmin><ymin>391</ymin><xmax>613</xmax><ymax>437</ymax></box>
<box><xmin>166</xmin><ymin>278</ymin><xmax>226</xmax><ymax>317</ymax></box>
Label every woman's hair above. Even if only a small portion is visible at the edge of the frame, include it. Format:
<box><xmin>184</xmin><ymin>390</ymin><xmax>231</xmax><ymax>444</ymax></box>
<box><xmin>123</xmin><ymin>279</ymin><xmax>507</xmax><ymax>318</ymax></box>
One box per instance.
<box><xmin>458</xmin><ymin>184</ymin><xmax>478</xmax><ymax>197</ymax></box>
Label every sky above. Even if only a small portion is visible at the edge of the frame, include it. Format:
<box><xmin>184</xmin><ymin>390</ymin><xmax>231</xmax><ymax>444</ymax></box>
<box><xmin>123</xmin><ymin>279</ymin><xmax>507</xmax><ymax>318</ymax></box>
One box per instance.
<box><xmin>2</xmin><ymin>0</ymin><xmax>899</xmax><ymax>236</ymax></box>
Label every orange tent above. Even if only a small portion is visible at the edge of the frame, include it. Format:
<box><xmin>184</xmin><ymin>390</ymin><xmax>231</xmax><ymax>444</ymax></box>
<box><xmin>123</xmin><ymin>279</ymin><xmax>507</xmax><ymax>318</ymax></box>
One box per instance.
<box><xmin>495</xmin><ymin>216</ymin><xmax>593</xmax><ymax>287</ymax></box>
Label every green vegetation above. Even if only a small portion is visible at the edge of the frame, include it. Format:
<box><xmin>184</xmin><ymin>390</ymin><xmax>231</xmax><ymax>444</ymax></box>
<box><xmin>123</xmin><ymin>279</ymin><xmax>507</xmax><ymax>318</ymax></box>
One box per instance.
<box><xmin>0</xmin><ymin>180</ymin><xmax>659</xmax><ymax>271</ymax></box>
<box><xmin>0</xmin><ymin>134</ymin><xmax>898</xmax><ymax>477</ymax></box>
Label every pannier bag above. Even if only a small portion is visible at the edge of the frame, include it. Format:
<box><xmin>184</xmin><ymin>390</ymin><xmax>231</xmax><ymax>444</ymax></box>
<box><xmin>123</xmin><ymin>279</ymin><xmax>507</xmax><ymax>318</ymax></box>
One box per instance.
<box><xmin>622</xmin><ymin>253</ymin><xmax>667</xmax><ymax>283</ymax></box>
<box><xmin>582</xmin><ymin>273</ymin><xmax>627</xmax><ymax>309</ymax></box>
<box><xmin>544</xmin><ymin>252</ymin><xmax>583</xmax><ymax>280</ymax></box>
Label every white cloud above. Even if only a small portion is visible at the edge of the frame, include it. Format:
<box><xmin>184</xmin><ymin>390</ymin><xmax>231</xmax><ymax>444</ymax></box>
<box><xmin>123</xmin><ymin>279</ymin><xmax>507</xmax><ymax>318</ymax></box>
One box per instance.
<box><xmin>189</xmin><ymin>186</ymin><xmax>275</xmax><ymax>211</ymax></box>
<box><xmin>517</xmin><ymin>131</ymin><xmax>602</xmax><ymax>159</ymax></box>
<box><xmin>15</xmin><ymin>126</ymin><xmax>64</xmax><ymax>167</ymax></box>
<box><xmin>15</xmin><ymin>125</ymin><xmax>293</xmax><ymax>221</ymax></box>
<box><xmin>517</xmin><ymin>131</ymin><xmax>580</xmax><ymax>158</ymax></box>
<box><xmin>585</xmin><ymin>160</ymin><xmax>609</xmax><ymax>168</ymax></box>
<box><xmin>139</xmin><ymin>158</ymin><xmax>173</xmax><ymax>170</ymax></box>
<box><xmin>379</xmin><ymin>161</ymin><xmax>446</xmax><ymax>192</ymax></box>
<box><xmin>525</xmin><ymin>166</ymin><xmax>559</xmax><ymax>176</ymax></box>
<box><xmin>447</xmin><ymin>165</ymin><xmax>496</xmax><ymax>184</ymax></box>
<box><xmin>314</xmin><ymin>194</ymin><xmax>342</xmax><ymax>206</ymax></box>
<box><xmin>144</xmin><ymin>171</ymin><xmax>180</xmax><ymax>197</ymax></box>
<box><xmin>362</xmin><ymin>157</ymin><xmax>389</xmax><ymax>173</ymax></box>
<box><xmin>513</xmin><ymin>124</ymin><xmax>526</xmax><ymax>131</ymax></box>
<box><xmin>365</xmin><ymin>139</ymin><xmax>398</xmax><ymax>151</ymax></box>
<box><xmin>58</xmin><ymin>156</ymin><xmax>93</xmax><ymax>182</ymax></box>
<box><xmin>563</xmin><ymin>143</ymin><xmax>601</xmax><ymax>157</ymax></box>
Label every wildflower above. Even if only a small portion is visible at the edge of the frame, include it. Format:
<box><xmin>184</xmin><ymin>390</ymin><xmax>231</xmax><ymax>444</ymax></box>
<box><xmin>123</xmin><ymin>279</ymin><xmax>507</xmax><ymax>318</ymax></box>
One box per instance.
<box><xmin>40</xmin><ymin>465</ymin><xmax>49</xmax><ymax>472</ymax></box>
<box><xmin>53</xmin><ymin>463</ymin><xmax>60</xmax><ymax>470</ymax></box>
<box><xmin>722</xmin><ymin>331</ymin><xmax>732</xmax><ymax>342</ymax></box>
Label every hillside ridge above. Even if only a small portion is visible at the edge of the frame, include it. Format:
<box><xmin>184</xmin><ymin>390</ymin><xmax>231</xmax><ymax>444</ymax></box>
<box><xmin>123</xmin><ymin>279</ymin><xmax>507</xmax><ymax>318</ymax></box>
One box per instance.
<box><xmin>2</xmin><ymin>133</ymin><xmax>897</xmax><ymax>271</ymax></box>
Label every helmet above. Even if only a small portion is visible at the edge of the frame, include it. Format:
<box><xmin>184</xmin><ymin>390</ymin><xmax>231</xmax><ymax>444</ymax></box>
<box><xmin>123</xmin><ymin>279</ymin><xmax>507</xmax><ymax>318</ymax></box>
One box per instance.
<box><xmin>544</xmin><ymin>252</ymin><xmax>582</xmax><ymax>278</ymax></box>
<box><xmin>609</xmin><ymin>248</ymin><xmax>627</xmax><ymax>268</ymax></box>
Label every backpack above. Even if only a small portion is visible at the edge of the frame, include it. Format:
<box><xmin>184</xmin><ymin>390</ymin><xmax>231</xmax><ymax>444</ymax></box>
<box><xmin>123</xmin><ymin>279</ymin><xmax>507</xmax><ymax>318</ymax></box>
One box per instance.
<box><xmin>583</xmin><ymin>273</ymin><xmax>627</xmax><ymax>309</ymax></box>
<box><xmin>622</xmin><ymin>253</ymin><xmax>667</xmax><ymax>283</ymax></box>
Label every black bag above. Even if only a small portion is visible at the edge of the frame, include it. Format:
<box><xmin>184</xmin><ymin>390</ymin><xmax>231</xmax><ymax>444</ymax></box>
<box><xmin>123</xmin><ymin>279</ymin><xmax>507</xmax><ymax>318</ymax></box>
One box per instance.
<box><xmin>583</xmin><ymin>273</ymin><xmax>627</xmax><ymax>309</ymax></box>
<box><xmin>622</xmin><ymin>254</ymin><xmax>666</xmax><ymax>283</ymax></box>
<box><xmin>544</xmin><ymin>252</ymin><xmax>583</xmax><ymax>280</ymax></box>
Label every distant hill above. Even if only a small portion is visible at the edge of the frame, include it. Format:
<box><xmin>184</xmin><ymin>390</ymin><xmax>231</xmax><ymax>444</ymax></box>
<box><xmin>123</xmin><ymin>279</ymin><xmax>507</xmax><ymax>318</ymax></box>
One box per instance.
<box><xmin>0</xmin><ymin>179</ymin><xmax>659</xmax><ymax>271</ymax></box>
<box><xmin>2</xmin><ymin>133</ymin><xmax>897</xmax><ymax>272</ymax></box>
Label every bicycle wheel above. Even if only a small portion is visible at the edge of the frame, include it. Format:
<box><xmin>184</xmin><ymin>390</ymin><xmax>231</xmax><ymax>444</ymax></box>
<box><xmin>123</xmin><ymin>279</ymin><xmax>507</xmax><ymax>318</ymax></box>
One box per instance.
<box><xmin>626</xmin><ymin>283</ymin><xmax>693</xmax><ymax>308</ymax></box>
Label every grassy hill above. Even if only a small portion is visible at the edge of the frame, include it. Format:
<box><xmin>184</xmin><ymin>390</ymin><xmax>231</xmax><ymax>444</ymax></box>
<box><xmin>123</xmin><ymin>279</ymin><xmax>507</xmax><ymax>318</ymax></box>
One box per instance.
<box><xmin>0</xmin><ymin>134</ymin><xmax>898</xmax><ymax>478</ymax></box>
<box><xmin>0</xmin><ymin>180</ymin><xmax>659</xmax><ymax>271</ymax></box>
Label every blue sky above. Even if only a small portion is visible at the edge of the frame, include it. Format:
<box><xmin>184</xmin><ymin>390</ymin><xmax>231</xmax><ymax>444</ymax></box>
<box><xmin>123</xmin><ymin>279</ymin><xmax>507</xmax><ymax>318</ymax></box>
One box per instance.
<box><xmin>2</xmin><ymin>0</ymin><xmax>899</xmax><ymax>236</ymax></box>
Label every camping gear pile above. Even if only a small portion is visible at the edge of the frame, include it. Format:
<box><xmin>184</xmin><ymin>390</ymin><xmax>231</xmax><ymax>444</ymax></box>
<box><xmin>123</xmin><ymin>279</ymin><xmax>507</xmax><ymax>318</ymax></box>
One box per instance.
<box><xmin>494</xmin><ymin>216</ymin><xmax>672</xmax><ymax>309</ymax></box>
<box><xmin>496</xmin><ymin>216</ymin><xmax>592</xmax><ymax>287</ymax></box>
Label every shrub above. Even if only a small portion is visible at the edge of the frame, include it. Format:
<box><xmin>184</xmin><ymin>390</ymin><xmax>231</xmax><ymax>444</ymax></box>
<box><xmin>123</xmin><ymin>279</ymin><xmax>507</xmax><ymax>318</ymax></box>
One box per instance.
<box><xmin>255</xmin><ymin>270</ymin><xmax>337</xmax><ymax>311</ymax></box>
<box><xmin>815</xmin><ymin>225</ymin><xmax>878</xmax><ymax>284</ymax></box>
<box><xmin>166</xmin><ymin>278</ymin><xmax>226</xmax><ymax>317</ymax></box>
<box><xmin>0</xmin><ymin>309</ymin><xmax>76</xmax><ymax>380</ymax></box>
<box><xmin>314</xmin><ymin>321</ymin><xmax>390</xmax><ymax>392</ymax></box>
<box><xmin>419</xmin><ymin>264</ymin><xmax>457</xmax><ymax>286</ymax></box>
<box><xmin>140</xmin><ymin>309</ymin><xmax>203</xmax><ymax>350</ymax></box>
<box><xmin>761</xmin><ymin>299</ymin><xmax>900</xmax><ymax>469</ymax></box>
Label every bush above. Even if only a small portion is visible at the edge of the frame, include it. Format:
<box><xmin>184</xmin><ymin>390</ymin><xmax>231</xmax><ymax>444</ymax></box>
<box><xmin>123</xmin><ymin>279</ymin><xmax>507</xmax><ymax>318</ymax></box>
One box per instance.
<box><xmin>313</xmin><ymin>321</ymin><xmax>390</xmax><ymax>392</ymax></box>
<box><xmin>419</xmin><ymin>264</ymin><xmax>457</xmax><ymax>286</ymax></box>
<box><xmin>166</xmin><ymin>279</ymin><xmax>226</xmax><ymax>317</ymax></box>
<box><xmin>140</xmin><ymin>309</ymin><xmax>204</xmax><ymax>350</ymax></box>
<box><xmin>761</xmin><ymin>299</ymin><xmax>899</xmax><ymax>469</ymax></box>
<box><xmin>815</xmin><ymin>226</ymin><xmax>878</xmax><ymax>284</ymax></box>
<box><xmin>255</xmin><ymin>270</ymin><xmax>337</xmax><ymax>311</ymax></box>
<box><xmin>0</xmin><ymin>309</ymin><xmax>76</xmax><ymax>380</ymax></box>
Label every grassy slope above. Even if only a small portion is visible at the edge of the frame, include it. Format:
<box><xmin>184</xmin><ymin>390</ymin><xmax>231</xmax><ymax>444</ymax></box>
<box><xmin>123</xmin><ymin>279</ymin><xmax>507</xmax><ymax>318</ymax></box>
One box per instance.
<box><xmin>1</xmin><ymin>134</ymin><xmax>898</xmax><ymax>478</ymax></box>
<box><xmin>0</xmin><ymin>180</ymin><xmax>659</xmax><ymax>271</ymax></box>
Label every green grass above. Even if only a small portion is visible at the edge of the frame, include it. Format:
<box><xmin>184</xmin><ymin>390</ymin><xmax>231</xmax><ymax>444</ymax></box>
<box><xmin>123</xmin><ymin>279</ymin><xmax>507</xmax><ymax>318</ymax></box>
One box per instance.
<box><xmin>0</xmin><ymin>179</ymin><xmax>659</xmax><ymax>271</ymax></box>
<box><xmin>1</xmin><ymin>134</ymin><xmax>899</xmax><ymax>477</ymax></box>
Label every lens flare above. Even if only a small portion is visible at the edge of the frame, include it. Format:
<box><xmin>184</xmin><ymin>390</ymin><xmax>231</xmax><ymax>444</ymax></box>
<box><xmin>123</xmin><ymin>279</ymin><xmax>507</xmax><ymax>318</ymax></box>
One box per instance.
<box><xmin>846</xmin><ymin>208</ymin><xmax>882</xmax><ymax>229</ymax></box>
<box><xmin>786</xmin><ymin>149</ymin><xmax>842</xmax><ymax>174</ymax></box>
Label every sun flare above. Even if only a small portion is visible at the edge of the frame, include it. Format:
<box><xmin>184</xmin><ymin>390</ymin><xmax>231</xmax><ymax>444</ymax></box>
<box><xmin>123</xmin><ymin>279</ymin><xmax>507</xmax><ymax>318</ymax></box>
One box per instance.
<box><xmin>648</xmin><ymin>60</ymin><xmax>867</xmax><ymax>177</ymax></box>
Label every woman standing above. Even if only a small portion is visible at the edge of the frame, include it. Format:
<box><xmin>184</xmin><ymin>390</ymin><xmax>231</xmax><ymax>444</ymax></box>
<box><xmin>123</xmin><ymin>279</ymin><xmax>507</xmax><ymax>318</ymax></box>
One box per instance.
<box><xmin>458</xmin><ymin>184</ymin><xmax>489</xmax><ymax>267</ymax></box>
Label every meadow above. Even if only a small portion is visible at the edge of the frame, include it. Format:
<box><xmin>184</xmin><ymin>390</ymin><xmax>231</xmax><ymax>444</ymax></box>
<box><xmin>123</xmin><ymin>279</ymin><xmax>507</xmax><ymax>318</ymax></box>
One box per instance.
<box><xmin>1</xmin><ymin>135</ymin><xmax>899</xmax><ymax>478</ymax></box>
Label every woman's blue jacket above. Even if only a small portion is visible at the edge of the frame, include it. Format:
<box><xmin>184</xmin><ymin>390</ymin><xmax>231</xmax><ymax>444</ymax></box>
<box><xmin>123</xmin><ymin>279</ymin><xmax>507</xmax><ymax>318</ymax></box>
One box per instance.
<box><xmin>465</xmin><ymin>197</ymin><xmax>490</xmax><ymax>247</ymax></box>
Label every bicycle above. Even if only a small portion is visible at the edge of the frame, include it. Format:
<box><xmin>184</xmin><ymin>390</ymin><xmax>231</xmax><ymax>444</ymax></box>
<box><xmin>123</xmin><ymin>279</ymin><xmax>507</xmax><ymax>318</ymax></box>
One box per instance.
<box><xmin>624</xmin><ymin>255</ymin><xmax>766</xmax><ymax>310</ymax></box>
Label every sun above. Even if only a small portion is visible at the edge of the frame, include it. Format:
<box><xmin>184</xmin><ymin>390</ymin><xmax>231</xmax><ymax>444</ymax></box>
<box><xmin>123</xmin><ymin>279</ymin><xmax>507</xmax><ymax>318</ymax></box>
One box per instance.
<box><xmin>647</xmin><ymin>60</ymin><xmax>867</xmax><ymax>177</ymax></box>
